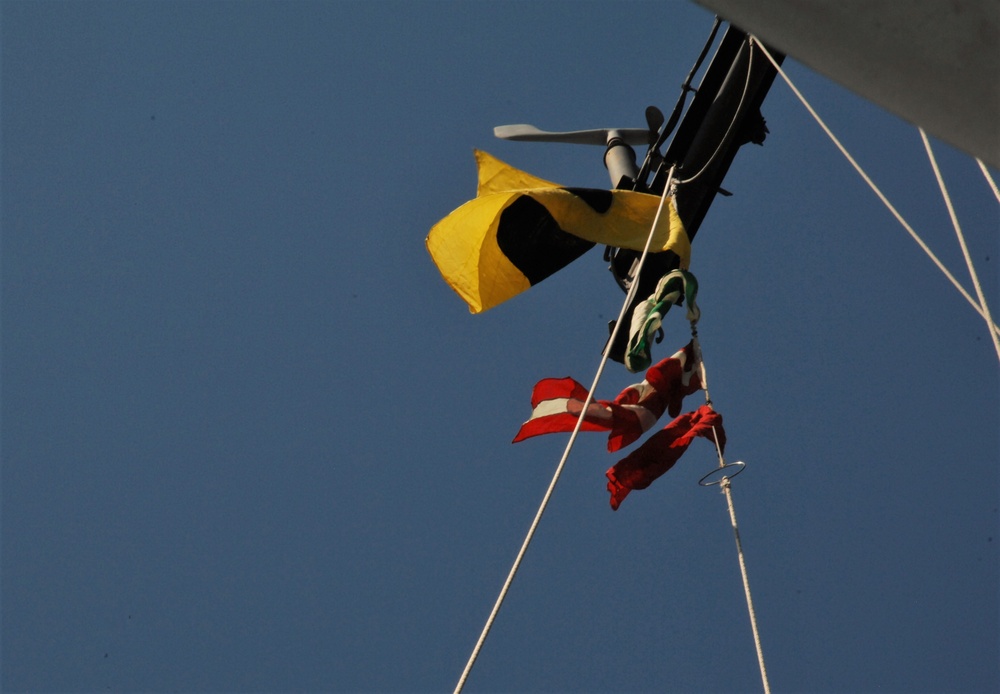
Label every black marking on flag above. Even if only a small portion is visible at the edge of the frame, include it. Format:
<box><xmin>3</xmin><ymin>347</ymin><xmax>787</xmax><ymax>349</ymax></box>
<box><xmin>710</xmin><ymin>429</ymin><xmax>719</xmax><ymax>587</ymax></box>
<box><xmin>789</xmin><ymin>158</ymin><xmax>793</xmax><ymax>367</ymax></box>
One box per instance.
<box><xmin>497</xmin><ymin>195</ymin><xmax>594</xmax><ymax>286</ymax></box>
<box><xmin>563</xmin><ymin>187</ymin><xmax>613</xmax><ymax>213</ymax></box>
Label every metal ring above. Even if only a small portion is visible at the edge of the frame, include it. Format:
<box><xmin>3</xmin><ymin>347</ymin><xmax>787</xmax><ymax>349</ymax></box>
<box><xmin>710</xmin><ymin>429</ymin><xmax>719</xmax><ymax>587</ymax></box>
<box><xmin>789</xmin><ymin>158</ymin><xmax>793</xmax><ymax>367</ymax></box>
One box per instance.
<box><xmin>698</xmin><ymin>460</ymin><xmax>746</xmax><ymax>486</ymax></box>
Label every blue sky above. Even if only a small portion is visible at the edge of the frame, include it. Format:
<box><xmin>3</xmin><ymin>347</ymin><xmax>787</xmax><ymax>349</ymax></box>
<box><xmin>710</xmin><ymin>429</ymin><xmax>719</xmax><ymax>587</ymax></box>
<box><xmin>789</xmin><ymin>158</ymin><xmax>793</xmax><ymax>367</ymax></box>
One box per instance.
<box><xmin>3</xmin><ymin>2</ymin><xmax>997</xmax><ymax>692</ymax></box>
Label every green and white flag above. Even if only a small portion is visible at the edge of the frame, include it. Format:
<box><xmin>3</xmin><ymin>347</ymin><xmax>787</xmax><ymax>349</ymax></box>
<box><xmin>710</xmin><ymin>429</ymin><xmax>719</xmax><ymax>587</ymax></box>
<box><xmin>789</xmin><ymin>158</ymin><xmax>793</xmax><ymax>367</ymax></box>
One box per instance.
<box><xmin>626</xmin><ymin>270</ymin><xmax>700</xmax><ymax>372</ymax></box>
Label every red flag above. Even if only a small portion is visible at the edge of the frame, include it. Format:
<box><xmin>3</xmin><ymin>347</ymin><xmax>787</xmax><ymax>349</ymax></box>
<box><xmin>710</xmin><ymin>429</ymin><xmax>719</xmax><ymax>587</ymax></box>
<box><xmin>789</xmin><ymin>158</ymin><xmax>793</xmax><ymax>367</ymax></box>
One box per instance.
<box><xmin>606</xmin><ymin>404</ymin><xmax>725</xmax><ymax>510</ymax></box>
<box><xmin>513</xmin><ymin>342</ymin><xmax>702</xmax><ymax>450</ymax></box>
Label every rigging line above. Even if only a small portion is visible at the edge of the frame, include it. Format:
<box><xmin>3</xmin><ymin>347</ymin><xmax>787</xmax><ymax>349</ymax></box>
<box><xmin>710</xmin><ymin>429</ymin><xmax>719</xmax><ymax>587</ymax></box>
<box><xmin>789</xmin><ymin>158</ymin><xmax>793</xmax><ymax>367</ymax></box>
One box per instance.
<box><xmin>751</xmin><ymin>37</ymin><xmax>1000</xmax><ymax>340</ymax></box>
<box><xmin>453</xmin><ymin>166</ymin><xmax>679</xmax><ymax>694</ymax></box>
<box><xmin>977</xmin><ymin>159</ymin><xmax>1000</xmax><ymax>205</ymax></box>
<box><xmin>721</xmin><ymin>476</ymin><xmax>771</xmax><ymax>694</ymax></box>
<box><xmin>676</xmin><ymin>39</ymin><xmax>755</xmax><ymax>185</ymax></box>
<box><xmin>691</xmin><ymin>331</ymin><xmax>772</xmax><ymax>694</ymax></box>
<box><xmin>921</xmin><ymin>130</ymin><xmax>1000</xmax><ymax>363</ymax></box>
<box><xmin>637</xmin><ymin>17</ymin><xmax>722</xmax><ymax>188</ymax></box>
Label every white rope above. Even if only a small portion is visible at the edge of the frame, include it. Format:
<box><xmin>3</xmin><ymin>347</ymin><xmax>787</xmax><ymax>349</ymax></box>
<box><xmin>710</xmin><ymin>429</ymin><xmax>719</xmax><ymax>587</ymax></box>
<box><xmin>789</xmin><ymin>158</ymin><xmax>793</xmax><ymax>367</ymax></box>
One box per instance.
<box><xmin>720</xmin><ymin>476</ymin><xmax>770</xmax><ymax>694</ymax></box>
<box><xmin>920</xmin><ymin>130</ymin><xmax>1000</xmax><ymax>363</ymax></box>
<box><xmin>751</xmin><ymin>37</ymin><xmax>1000</xmax><ymax>339</ymax></box>
<box><xmin>453</xmin><ymin>166</ymin><xmax>679</xmax><ymax>694</ymax></box>
<box><xmin>977</xmin><ymin>159</ymin><xmax>1000</xmax><ymax>205</ymax></box>
<box><xmin>692</xmin><ymin>333</ymin><xmax>771</xmax><ymax>694</ymax></box>
<box><xmin>677</xmin><ymin>41</ymin><xmax>754</xmax><ymax>185</ymax></box>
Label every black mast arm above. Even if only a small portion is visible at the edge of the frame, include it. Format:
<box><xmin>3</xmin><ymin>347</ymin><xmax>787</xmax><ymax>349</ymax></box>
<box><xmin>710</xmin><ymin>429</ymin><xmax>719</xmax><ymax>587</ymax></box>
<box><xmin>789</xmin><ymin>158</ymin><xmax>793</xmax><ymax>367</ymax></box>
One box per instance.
<box><xmin>605</xmin><ymin>27</ymin><xmax>784</xmax><ymax>364</ymax></box>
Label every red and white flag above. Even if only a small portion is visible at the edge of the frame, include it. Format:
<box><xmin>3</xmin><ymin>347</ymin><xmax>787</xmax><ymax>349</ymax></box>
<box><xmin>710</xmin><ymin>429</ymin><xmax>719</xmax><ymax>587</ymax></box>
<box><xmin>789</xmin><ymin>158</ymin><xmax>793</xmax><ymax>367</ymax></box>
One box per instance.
<box><xmin>605</xmin><ymin>341</ymin><xmax>702</xmax><ymax>451</ymax></box>
<box><xmin>510</xmin><ymin>377</ymin><xmax>613</xmax><ymax>443</ymax></box>
<box><xmin>512</xmin><ymin>342</ymin><xmax>702</xmax><ymax>451</ymax></box>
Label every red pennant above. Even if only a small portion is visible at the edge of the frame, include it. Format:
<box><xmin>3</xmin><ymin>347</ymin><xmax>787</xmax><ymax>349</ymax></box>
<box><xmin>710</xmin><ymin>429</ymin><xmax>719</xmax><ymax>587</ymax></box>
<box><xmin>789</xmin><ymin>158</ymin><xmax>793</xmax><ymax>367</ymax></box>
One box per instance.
<box><xmin>606</xmin><ymin>404</ymin><xmax>725</xmax><ymax>510</ymax></box>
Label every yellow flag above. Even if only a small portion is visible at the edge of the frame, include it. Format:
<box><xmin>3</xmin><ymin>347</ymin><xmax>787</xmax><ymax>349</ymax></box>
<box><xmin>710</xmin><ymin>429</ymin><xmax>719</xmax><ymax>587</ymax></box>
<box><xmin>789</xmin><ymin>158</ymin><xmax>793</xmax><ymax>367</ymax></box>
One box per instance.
<box><xmin>426</xmin><ymin>150</ymin><xmax>690</xmax><ymax>313</ymax></box>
